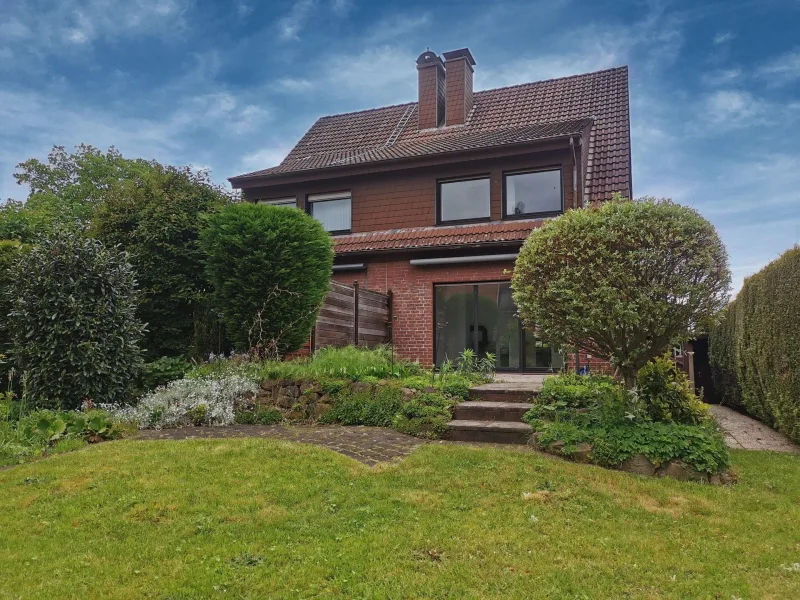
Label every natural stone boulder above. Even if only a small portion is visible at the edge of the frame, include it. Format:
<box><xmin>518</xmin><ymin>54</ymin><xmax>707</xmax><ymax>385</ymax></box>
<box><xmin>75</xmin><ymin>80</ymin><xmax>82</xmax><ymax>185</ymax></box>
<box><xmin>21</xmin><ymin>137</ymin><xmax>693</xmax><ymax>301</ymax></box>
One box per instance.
<box><xmin>350</xmin><ymin>382</ymin><xmax>373</xmax><ymax>395</ymax></box>
<box><xmin>401</xmin><ymin>388</ymin><xmax>417</xmax><ymax>402</ymax></box>
<box><xmin>618</xmin><ymin>454</ymin><xmax>658</xmax><ymax>476</ymax></box>
<box><xmin>570</xmin><ymin>442</ymin><xmax>593</xmax><ymax>463</ymax></box>
<box><xmin>300</xmin><ymin>382</ymin><xmax>318</xmax><ymax>395</ymax></box>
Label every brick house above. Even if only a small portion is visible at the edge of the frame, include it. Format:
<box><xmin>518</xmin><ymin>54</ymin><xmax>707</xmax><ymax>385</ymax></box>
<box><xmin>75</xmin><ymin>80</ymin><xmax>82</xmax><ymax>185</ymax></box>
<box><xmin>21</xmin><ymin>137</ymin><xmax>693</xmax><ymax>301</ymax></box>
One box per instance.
<box><xmin>229</xmin><ymin>48</ymin><xmax>632</xmax><ymax>373</ymax></box>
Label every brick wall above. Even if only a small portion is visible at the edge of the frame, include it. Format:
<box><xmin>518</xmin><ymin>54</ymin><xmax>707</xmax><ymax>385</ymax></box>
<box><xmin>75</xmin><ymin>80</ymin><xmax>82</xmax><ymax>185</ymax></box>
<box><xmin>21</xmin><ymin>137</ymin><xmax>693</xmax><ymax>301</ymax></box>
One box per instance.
<box><xmin>333</xmin><ymin>257</ymin><xmax>514</xmax><ymax>366</ymax></box>
<box><xmin>417</xmin><ymin>61</ymin><xmax>445</xmax><ymax>130</ymax></box>
<box><xmin>244</xmin><ymin>148</ymin><xmax>575</xmax><ymax>234</ymax></box>
<box><xmin>444</xmin><ymin>56</ymin><xmax>474</xmax><ymax>126</ymax></box>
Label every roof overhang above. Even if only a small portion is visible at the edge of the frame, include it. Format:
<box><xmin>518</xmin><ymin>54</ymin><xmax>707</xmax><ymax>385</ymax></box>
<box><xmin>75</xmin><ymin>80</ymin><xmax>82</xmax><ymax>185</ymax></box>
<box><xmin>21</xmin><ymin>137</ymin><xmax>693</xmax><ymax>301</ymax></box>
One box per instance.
<box><xmin>229</xmin><ymin>133</ymin><xmax>583</xmax><ymax>189</ymax></box>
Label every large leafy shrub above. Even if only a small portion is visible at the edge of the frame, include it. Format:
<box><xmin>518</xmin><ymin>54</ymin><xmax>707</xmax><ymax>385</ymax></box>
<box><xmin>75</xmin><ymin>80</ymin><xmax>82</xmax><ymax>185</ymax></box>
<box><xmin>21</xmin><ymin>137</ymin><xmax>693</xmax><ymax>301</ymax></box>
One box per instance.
<box><xmin>92</xmin><ymin>164</ymin><xmax>231</xmax><ymax>357</ymax></box>
<box><xmin>7</xmin><ymin>232</ymin><xmax>145</xmax><ymax>409</ymax></box>
<box><xmin>0</xmin><ymin>240</ymin><xmax>27</xmax><ymax>378</ymax></box>
<box><xmin>201</xmin><ymin>203</ymin><xmax>333</xmax><ymax>355</ymax></box>
<box><xmin>1</xmin><ymin>406</ymin><xmax>125</xmax><ymax>466</ymax></box>
<box><xmin>512</xmin><ymin>196</ymin><xmax>731</xmax><ymax>388</ymax></box>
<box><xmin>637</xmin><ymin>355</ymin><xmax>708</xmax><ymax>425</ymax></box>
<box><xmin>109</xmin><ymin>375</ymin><xmax>258</xmax><ymax>429</ymax></box>
<box><xmin>523</xmin><ymin>370</ymin><xmax>728</xmax><ymax>473</ymax></box>
<box><xmin>709</xmin><ymin>246</ymin><xmax>800</xmax><ymax>442</ymax></box>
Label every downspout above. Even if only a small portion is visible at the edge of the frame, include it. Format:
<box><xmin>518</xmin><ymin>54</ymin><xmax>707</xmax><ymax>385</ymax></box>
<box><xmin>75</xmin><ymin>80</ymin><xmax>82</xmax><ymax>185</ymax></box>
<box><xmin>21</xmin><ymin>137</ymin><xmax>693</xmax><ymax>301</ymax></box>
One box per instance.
<box><xmin>570</xmin><ymin>135</ymin><xmax>580</xmax><ymax>372</ymax></box>
<box><xmin>570</xmin><ymin>136</ymin><xmax>578</xmax><ymax>209</ymax></box>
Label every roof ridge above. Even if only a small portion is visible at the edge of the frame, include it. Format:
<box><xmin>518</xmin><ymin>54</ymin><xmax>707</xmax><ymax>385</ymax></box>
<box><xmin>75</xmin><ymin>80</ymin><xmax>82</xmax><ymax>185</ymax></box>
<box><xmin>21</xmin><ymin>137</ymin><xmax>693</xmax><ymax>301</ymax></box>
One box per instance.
<box><xmin>317</xmin><ymin>101</ymin><xmax>416</xmax><ymax>120</ymax></box>
<box><xmin>473</xmin><ymin>65</ymin><xmax>629</xmax><ymax>97</ymax></box>
<box><xmin>312</xmin><ymin>66</ymin><xmax>627</xmax><ymax>123</ymax></box>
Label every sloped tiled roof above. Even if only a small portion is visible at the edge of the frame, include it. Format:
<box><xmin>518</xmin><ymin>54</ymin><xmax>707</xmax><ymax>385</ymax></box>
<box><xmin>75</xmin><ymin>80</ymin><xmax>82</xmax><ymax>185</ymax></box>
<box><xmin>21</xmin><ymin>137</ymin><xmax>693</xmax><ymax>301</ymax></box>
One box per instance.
<box><xmin>333</xmin><ymin>219</ymin><xmax>543</xmax><ymax>254</ymax></box>
<box><xmin>231</xmin><ymin>66</ymin><xmax>631</xmax><ymax>201</ymax></box>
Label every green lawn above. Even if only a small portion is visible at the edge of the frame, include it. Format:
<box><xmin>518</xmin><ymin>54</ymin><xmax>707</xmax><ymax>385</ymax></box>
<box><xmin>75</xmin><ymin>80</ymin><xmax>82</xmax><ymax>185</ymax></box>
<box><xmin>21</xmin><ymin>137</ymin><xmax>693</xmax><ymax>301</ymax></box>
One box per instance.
<box><xmin>1</xmin><ymin>439</ymin><xmax>799</xmax><ymax>599</ymax></box>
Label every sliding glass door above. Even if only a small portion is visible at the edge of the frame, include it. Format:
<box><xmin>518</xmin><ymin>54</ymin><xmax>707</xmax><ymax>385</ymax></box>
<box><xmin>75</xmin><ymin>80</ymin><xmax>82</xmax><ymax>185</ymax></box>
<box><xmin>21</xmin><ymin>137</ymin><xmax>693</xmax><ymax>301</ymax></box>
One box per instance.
<box><xmin>434</xmin><ymin>282</ymin><xmax>562</xmax><ymax>372</ymax></box>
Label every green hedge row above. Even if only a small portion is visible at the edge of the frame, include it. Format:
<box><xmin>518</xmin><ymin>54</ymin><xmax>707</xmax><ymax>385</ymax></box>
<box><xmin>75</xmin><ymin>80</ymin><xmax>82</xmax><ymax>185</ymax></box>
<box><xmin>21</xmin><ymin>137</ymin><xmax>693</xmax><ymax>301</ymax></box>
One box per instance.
<box><xmin>709</xmin><ymin>247</ymin><xmax>800</xmax><ymax>443</ymax></box>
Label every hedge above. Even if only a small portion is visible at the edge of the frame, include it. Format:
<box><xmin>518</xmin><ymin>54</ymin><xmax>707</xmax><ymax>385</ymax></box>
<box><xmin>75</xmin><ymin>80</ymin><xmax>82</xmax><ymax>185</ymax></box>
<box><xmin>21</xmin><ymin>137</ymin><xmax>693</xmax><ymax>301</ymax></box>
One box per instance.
<box><xmin>709</xmin><ymin>246</ymin><xmax>800</xmax><ymax>443</ymax></box>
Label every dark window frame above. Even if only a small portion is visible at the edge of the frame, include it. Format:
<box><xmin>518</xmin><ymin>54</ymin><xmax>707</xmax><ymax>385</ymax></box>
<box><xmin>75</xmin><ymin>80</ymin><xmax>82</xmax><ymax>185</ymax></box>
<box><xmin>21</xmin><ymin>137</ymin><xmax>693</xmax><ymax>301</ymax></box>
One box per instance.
<box><xmin>256</xmin><ymin>196</ymin><xmax>297</xmax><ymax>207</ymax></box>
<box><xmin>436</xmin><ymin>174</ymin><xmax>492</xmax><ymax>226</ymax></box>
<box><xmin>306</xmin><ymin>192</ymin><xmax>352</xmax><ymax>236</ymax></box>
<box><xmin>501</xmin><ymin>167</ymin><xmax>564</xmax><ymax>220</ymax></box>
<box><xmin>431</xmin><ymin>280</ymin><xmax>563</xmax><ymax>372</ymax></box>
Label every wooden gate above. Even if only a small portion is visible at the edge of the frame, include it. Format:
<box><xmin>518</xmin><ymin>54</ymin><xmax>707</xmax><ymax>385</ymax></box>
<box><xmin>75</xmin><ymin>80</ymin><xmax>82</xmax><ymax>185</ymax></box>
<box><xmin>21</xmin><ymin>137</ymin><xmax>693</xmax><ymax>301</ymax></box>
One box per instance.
<box><xmin>313</xmin><ymin>280</ymin><xmax>391</xmax><ymax>350</ymax></box>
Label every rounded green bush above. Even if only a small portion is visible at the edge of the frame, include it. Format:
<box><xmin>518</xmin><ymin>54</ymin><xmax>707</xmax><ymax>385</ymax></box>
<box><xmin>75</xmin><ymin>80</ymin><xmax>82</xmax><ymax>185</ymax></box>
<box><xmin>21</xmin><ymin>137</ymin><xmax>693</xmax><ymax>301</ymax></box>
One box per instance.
<box><xmin>200</xmin><ymin>203</ymin><xmax>333</xmax><ymax>355</ymax></box>
<box><xmin>512</xmin><ymin>196</ymin><xmax>730</xmax><ymax>388</ymax></box>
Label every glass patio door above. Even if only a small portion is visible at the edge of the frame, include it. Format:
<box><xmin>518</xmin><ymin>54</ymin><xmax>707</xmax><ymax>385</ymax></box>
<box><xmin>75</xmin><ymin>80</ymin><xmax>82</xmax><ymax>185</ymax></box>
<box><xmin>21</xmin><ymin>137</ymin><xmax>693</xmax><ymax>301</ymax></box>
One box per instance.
<box><xmin>434</xmin><ymin>282</ymin><xmax>562</xmax><ymax>372</ymax></box>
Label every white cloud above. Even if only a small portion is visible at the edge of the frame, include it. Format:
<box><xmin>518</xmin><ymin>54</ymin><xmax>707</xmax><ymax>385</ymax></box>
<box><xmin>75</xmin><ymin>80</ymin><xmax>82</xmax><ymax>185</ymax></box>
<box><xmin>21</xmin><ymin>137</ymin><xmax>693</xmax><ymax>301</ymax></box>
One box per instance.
<box><xmin>759</xmin><ymin>49</ymin><xmax>800</xmax><ymax>85</ymax></box>
<box><xmin>0</xmin><ymin>17</ymin><xmax>31</xmax><ymax>38</ymax></box>
<box><xmin>276</xmin><ymin>77</ymin><xmax>314</xmax><ymax>92</ymax></box>
<box><xmin>277</xmin><ymin>0</ymin><xmax>316</xmax><ymax>41</ymax></box>
<box><xmin>702</xmin><ymin>90</ymin><xmax>766</xmax><ymax>129</ymax></box>
<box><xmin>702</xmin><ymin>67</ymin><xmax>742</xmax><ymax>86</ymax></box>
<box><xmin>330</xmin><ymin>0</ymin><xmax>352</xmax><ymax>15</ymax></box>
<box><xmin>713</xmin><ymin>31</ymin><xmax>735</xmax><ymax>45</ymax></box>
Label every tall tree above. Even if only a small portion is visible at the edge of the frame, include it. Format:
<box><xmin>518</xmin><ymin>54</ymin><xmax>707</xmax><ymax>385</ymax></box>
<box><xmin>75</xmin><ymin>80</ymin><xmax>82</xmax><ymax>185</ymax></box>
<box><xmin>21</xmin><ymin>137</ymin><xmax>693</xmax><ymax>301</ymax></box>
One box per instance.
<box><xmin>91</xmin><ymin>164</ymin><xmax>233</xmax><ymax>357</ymax></box>
<box><xmin>512</xmin><ymin>196</ymin><xmax>731</xmax><ymax>388</ymax></box>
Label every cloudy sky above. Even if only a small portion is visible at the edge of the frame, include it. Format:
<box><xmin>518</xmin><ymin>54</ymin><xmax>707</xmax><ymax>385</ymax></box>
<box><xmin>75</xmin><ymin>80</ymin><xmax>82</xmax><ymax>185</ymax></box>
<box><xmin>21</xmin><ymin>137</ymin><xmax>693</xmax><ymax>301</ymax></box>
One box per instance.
<box><xmin>1</xmin><ymin>0</ymin><xmax>798</xmax><ymax>291</ymax></box>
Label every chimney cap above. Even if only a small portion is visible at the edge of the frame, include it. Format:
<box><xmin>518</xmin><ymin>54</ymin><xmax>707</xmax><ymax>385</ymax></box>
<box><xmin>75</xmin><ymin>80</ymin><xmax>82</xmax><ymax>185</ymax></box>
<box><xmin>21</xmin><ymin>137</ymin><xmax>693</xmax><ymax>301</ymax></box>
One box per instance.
<box><xmin>416</xmin><ymin>50</ymin><xmax>444</xmax><ymax>68</ymax></box>
<box><xmin>442</xmin><ymin>48</ymin><xmax>476</xmax><ymax>66</ymax></box>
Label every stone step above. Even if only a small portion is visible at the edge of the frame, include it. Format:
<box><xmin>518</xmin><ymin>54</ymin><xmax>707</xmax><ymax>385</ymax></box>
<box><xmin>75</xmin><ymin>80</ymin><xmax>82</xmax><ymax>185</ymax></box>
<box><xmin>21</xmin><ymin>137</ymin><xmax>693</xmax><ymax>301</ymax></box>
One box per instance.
<box><xmin>454</xmin><ymin>401</ymin><xmax>534</xmax><ymax>422</ymax></box>
<box><xmin>469</xmin><ymin>387</ymin><xmax>539</xmax><ymax>403</ymax></box>
<box><xmin>447</xmin><ymin>420</ymin><xmax>533</xmax><ymax>445</ymax></box>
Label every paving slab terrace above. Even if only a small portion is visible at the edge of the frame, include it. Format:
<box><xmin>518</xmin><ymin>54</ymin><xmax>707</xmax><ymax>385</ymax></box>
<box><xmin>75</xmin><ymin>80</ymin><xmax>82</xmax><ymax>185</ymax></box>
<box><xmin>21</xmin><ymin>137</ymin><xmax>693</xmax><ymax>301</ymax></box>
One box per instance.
<box><xmin>135</xmin><ymin>424</ymin><xmax>427</xmax><ymax>466</ymax></box>
<box><xmin>708</xmin><ymin>405</ymin><xmax>799</xmax><ymax>453</ymax></box>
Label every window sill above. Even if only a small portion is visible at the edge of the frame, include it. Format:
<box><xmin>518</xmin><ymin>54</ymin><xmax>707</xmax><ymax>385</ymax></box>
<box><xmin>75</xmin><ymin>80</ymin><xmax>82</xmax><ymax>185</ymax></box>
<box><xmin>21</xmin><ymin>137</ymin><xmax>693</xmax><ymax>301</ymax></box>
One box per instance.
<box><xmin>435</xmin><ymin>217</ymin><xmax>492</xmax><ymax>227</ymax></box>
<box><xmin>502</xmin><ymin>210</ymin><xmax>563</xmax><ymax>221</ymax></box>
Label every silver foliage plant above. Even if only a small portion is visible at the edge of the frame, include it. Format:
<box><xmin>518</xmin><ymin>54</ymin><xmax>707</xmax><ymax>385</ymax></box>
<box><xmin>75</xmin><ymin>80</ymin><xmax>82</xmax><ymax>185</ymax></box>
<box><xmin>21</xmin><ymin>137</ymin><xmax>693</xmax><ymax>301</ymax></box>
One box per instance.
<box><xmin>106</xmin><ymin>375</ymin><xmax>258</xmax><ymax>429</ymax></box>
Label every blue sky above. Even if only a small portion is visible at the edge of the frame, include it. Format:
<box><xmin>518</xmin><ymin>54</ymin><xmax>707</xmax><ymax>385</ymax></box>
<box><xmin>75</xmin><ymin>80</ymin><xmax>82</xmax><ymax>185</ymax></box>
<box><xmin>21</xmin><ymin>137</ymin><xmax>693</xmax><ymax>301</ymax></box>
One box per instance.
<box><xmin>1</xmin><ymin>0</ymin><xmax>799</xmax><ymax>292</ymax></box>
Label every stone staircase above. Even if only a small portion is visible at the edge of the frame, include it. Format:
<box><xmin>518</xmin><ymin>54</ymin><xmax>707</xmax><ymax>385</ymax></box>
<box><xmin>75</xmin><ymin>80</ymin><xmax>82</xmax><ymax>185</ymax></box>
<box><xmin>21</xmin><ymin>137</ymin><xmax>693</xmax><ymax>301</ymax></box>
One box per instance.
<box><xmin>447</xmin><ymin>377</ymin><xmax>546</xmax><ymax>444</ymax></box>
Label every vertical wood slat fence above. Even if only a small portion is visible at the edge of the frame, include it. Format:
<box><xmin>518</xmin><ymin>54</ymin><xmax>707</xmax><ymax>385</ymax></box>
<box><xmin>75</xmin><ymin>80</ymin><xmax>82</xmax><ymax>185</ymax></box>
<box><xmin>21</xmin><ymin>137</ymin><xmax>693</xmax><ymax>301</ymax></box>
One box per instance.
<box><xmin>312</xmin><ymin>280</ymin><xmax>392</xmax><ymax>351</ymax></box>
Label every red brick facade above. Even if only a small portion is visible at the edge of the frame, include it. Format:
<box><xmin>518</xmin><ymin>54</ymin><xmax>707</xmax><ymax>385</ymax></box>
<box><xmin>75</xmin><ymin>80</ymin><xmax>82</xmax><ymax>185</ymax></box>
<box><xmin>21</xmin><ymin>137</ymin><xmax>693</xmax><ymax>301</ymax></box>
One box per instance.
<box><xmin>244</xmin><ymin>147</ymin><xmax>576</xmax><ymax>233</ymax></box>
<box><xmin>333</xmin><ymin>257</ymin><xmax>514</xmax><ymax>366</ymax></box>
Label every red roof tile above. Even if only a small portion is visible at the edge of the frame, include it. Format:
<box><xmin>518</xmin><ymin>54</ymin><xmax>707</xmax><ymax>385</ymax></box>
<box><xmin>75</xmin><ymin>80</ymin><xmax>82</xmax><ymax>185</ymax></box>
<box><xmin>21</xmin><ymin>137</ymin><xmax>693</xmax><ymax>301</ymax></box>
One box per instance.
<box><xmin>333</xmin><ymin>219</ymin><xmax>543</xmax><ymax>254</ymax></box>
<box><xmin>231</xmin><ymin>66</ymin><xmax>631</xmax><ymax>201</ymax></box>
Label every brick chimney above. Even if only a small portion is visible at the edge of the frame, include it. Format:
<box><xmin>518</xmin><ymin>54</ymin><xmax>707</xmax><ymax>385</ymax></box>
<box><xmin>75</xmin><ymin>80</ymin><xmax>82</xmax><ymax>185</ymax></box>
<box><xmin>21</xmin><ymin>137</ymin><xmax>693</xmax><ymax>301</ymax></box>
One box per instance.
<box><xmin>416</xmin><ymin>50</ymin><xmax>446</xmax><ymax>130</ymax></box>
<box><xmin>442</xmin><ymin>48</ymin><xmax>476</xmax><ymax>126</ymax></box>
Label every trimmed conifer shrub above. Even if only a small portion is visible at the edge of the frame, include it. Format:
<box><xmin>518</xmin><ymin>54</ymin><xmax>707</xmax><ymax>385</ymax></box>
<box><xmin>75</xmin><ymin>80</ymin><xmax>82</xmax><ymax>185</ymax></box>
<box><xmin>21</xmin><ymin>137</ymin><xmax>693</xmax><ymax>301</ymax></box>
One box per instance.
<box><xmin>709</xmin><ymin>246</ymin><xmax>800</xmax><ymax>442</ymax></box>
<box><xmin>200</xmin><ymin>203</ymin><xmax>333</xmax><ymax>355</ymax></box>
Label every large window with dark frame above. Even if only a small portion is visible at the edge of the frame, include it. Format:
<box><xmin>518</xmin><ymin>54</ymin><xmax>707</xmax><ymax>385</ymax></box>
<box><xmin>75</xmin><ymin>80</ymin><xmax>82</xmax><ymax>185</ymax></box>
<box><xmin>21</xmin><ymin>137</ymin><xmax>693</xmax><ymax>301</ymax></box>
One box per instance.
<box><xmin>503</xmin><ymin>168</ymin><xmax>563</xmax><ymax>218</ymax></box>
<box><xmin>308</xmin><ymin>191</ymin><xmax>352</xmax><ymax>234</ymax></box>
<box><xmin>437</xmin><ymin>176</ymin><xmax>490</xmax><ymax>224</ymax></box>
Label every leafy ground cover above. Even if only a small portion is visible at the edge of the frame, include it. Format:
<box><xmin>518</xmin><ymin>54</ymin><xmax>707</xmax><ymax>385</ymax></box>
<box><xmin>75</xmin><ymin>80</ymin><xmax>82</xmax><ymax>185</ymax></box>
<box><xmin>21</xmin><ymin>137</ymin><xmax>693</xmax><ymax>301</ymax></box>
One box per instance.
<box><xmin>1</xmin><ymin>439</ymin><xmax>799</xmax><ymax>599</ymax></box>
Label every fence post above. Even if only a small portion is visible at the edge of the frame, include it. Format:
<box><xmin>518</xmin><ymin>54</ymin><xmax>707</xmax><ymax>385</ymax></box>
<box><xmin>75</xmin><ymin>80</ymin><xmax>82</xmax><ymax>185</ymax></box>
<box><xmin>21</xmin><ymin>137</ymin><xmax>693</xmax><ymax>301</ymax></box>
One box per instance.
<box><xmin>386</xmin><ymin>290</ymin><xmax>393</xmax><ymax>343</ymax></box>
<box><xmin>353</xmin><ymin>280</ymin><xmax>359</xmax><ymax>346</ymax></box>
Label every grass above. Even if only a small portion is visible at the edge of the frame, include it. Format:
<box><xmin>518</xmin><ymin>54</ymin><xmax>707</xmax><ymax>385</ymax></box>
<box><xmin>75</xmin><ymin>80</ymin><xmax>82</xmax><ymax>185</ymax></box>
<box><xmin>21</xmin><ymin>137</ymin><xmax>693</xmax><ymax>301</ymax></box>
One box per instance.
<box><xmin>1</xmin><ymin>440</ymin><xmax>799</xmax><ymax>599</ymax></box>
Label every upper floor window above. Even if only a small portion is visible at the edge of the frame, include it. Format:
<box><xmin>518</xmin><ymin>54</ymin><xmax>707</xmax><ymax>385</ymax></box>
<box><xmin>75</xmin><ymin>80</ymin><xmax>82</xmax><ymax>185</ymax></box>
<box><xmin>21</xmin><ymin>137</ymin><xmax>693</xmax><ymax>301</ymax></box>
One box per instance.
<box><xmin>437</xmin><ymin>176</ymin><xmax>490</xmax><ymax>224</ymax></box>
<box><xmin>308</xmin><ymin>191</ymin><xmax>351</xmax><ymax>234</ymax></box>
<box><xmin>504</xmin><ymin>169</ymin><xmax>562</xmax><ymax>218</ymax></box>
<box><xmin>257</xmin><ymin>197</ymin><xmax>296</xmax><ymax>207</ymax></box>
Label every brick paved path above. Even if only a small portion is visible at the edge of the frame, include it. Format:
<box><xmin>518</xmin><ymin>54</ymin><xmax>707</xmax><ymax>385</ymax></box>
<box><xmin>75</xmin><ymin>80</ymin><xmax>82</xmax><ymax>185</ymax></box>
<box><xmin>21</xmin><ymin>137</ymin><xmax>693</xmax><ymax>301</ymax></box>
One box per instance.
<box><xmin>136</xmin><ymin>425</ymin><xmax>426</xmax><ymax>466</ymax></box>
<box><xmin>709</xmin><ymin>405</ymin><xmax>799</xmax><ymax>453</ymax></box>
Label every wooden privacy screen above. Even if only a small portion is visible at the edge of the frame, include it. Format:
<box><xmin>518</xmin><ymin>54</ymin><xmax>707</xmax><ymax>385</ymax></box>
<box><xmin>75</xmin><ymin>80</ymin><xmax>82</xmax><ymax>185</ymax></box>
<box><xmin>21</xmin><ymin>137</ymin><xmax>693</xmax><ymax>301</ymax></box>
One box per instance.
<box><xmin>313</xmin><ymin>280</ymin><xmax>391</xmax><ymax>350</ymax></box>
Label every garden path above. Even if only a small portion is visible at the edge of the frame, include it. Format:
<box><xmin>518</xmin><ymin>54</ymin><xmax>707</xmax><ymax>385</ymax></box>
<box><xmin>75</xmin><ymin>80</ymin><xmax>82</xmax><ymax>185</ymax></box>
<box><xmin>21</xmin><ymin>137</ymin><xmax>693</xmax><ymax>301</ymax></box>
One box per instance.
<box><xmin>708</xmin><ymin>405</ymin><xmax>799</xmax><ymax>453</ymax></box>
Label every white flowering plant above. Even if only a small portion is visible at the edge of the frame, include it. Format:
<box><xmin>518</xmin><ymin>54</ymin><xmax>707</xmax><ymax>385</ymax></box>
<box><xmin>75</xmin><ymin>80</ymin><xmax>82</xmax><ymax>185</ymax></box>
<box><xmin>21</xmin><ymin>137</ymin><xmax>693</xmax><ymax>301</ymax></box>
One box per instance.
<box><xmin>106</xmin><ymin>375</ymin><xmax>258</xmax><ymax>429</ymax></box>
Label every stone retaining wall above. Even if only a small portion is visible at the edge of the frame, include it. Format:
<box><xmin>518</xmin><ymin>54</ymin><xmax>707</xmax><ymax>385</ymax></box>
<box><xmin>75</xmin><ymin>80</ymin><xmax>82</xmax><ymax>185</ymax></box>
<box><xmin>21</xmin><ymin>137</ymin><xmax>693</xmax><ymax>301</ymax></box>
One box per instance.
<box><xmin>238</xmin><ymin>380</ymin><xmax>419</xmax><ymax>422</ymax></box>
